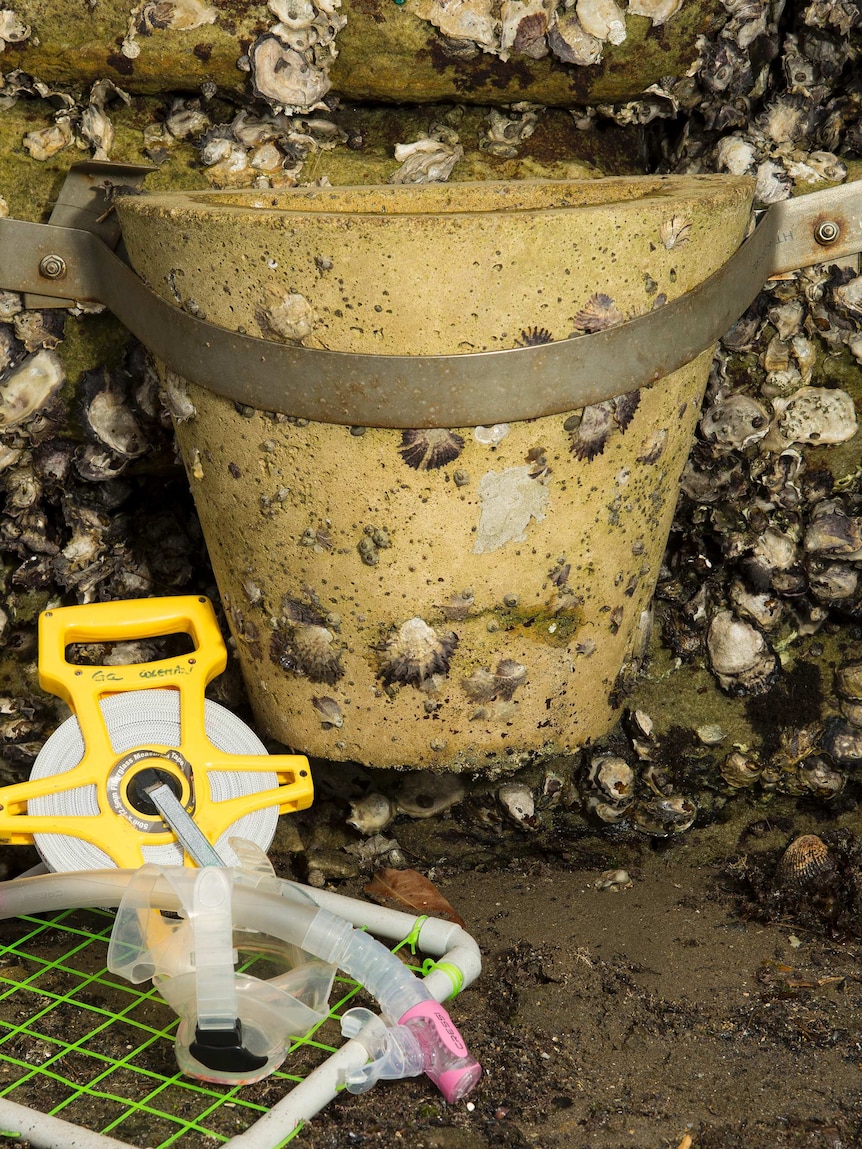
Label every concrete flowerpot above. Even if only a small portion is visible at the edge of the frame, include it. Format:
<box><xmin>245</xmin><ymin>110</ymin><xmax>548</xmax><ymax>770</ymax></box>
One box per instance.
<box><xmin>116</xmin><ymin>175</ymin><xmax>753</xmax><ymax>773</ymax></box>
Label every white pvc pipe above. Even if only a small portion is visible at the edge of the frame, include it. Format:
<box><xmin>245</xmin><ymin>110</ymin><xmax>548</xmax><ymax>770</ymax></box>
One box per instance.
<box><xmin>0</xmin><ymin>1098</ymin><xmax>134</xmax><ymax>1149</ymax></box>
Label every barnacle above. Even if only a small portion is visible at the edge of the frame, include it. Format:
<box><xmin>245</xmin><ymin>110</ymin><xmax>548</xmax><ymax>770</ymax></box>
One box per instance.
<box><xmin>441</xmin><ymin>588</ymin><xmax>474</xmax><ymax>620</ymax></box>
<box><xmin>613</xmin><ymin>390</ymin><xmax>640</xmax><ymax>432</ymax></box>
<box><xmin>568</xmin><ymin>401</ymin><xmax>615</xmax><ymax>460</ymax></box>
<box><xmin>515</xmin><ymin>326</ymin><xmax>553</xmax><ymax>347</ymax></box>
<box><xmin>270</xmin><ymin>618</ymin><xmax>344</xmax><ymax>684</ymax></box>
<box><xmin>377</xmin><ymin>616</ymin><xmax>458</xmax><ymax>688</ymax></box>
<box><xmin>659</xmin><ymin>214</ymin><xmax>692</xmax><ymax>250</ymax></box>
<box><xmin>572</xmin><ymin>292</ymin><xmax>623</xmax><ymax>332</ymax></box>
<box><xmin>399</xmin><ymin>428</ymin><xmax>465</xmax><ymax>470</ymax></box>
<box><xmin>258</xmin><ymin>284</ymin><xmax>316</xmax><ymax>342</ymax></box>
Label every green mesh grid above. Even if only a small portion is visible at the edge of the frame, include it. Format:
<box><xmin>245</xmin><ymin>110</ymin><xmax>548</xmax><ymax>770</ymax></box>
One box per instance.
<box><xmin>0</xmin><ymin>906</ymin><xmax>413</xmax><ymax>1148</ymax></box>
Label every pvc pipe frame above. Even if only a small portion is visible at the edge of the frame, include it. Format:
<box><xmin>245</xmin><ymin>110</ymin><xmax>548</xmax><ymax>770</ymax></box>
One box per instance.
<box><xmin>0</xmin><ymin>878</ymin><xmax>482</xmax><ymax>1149</ymax></box>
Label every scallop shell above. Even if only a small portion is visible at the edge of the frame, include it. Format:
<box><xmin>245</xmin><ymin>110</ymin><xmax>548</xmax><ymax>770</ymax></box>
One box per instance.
<box><xmin>775</xmin><ymin>834</ymin><xmax>834</xmax><ymax>889</ymax></box>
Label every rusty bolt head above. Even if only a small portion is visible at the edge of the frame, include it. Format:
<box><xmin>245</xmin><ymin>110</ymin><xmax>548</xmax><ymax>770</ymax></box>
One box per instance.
<box><xmin>38</xmin><ymin>254</ymin><xmax>67</xmax><ymax>279</ymax></box>
<box><xmin>814</xmin><ymin>220</ymin><xmax>840</xmax><ymax>246</ymax></box>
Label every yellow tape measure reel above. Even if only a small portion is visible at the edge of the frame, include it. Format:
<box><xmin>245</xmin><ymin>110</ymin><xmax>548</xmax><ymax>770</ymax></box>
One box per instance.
<box><xmin>0</xmin><ymin>596</ymin><xmax>313</xmax><ymax>870</ymax></box>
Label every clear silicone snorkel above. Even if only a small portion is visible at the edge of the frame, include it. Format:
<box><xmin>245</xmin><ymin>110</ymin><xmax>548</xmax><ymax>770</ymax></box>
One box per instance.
<box><xmin>86</xmin><ymin>841</ymin><xmax>482</xmax><ymax>1098</ymax></box>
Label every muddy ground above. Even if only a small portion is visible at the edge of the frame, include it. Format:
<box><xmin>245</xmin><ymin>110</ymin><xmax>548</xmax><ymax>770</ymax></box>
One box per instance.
<box><xmin>3</xmin><ymin>637</ymin><xmax>862</xmax><ymax>1149</ymax></box>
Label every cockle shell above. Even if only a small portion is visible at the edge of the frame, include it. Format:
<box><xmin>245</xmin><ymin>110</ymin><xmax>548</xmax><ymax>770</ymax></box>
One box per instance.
<box><xmin>775</xmin><ymin>833</ymin><xmax>834</xmax><ymax>889</ymax></box>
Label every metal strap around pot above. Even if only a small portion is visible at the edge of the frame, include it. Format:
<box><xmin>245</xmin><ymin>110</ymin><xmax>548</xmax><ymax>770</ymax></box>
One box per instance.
<box><xmin>0</xmin><ymin>169</ymin><xmax>859</xmax><ymax>428</ymax></box>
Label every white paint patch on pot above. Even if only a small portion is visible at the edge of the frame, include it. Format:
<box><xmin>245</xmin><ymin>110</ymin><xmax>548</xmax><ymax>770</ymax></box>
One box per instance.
<box><xmin>473</xmin><ymin>465</ymin><xmax>549</xmax><ymax>553</ymax></box>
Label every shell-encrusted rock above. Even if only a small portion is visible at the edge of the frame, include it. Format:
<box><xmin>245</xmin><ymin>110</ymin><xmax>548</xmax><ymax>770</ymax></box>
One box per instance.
<box><xmin>497</xmin><ymin>781</ymin><xmax>537</xmax><ymax>828</ymax></box>
<box><xmin>397</xmin><ymin>771</ymin><xmax>465</xmax><ymax>818</ymax></box>
<box><xmin>0</xmin><ymin>349</ymin><xmax>65</xmax><ymax>429</ymax></box>
<box><xmin>390</xmin><ymin>137</ymin><xmax>464</xmax><ymax>184</ymax></box>
<box><xmin>572</xmin><ymin>292</ymin><xmax>623</xmax><ymax>332</ymax></box>
<box><xmin>769</xmin><ymin>387</ymin><xmax>857</xmax><ymax>448</ymax></box>
<box><xmin>627</xmin><ymin>0</ymin><xmax>683</xmax><ymax>25</ymax></box>
<box><xmin>399</xmin><ymin>428</ymin><xmax>465</xmax><ymax>470</ymax></box>
<box><xmin>775</xmin><ymin>833</ymin><xmax>835</xmax><ymax>890</ymax></box>
<box><xmin>311</xmin><ymin>695</ymin><xmax>343</xmax><ymax>728</ymax></box>
<box><xmin>699</xmin><ymin>394</ymin><xmax>771</xmax><ymax>450</ymax></box>
<box><xmin>348</xmin><ymin>793</ymin><xmax>397</xmax><ymax>834</ymax></box>
<box><xmin>576</xmin><ymin>0</ymin><xmax>626</xmax><ymax>44</ymax></box>
<box><xmin>547</xmin><ymin>13</ymin><xmax>603</xmax><ymax>64</ymax></box>
<box><xmin>378</xmin><ymin>617</ymin><xmax>458</xmax><ymax>688</ymax></box>
<box><xmin>706</xmin><ymin>610</ymin><xmax>778</xmax><ymax>696</ymax></box>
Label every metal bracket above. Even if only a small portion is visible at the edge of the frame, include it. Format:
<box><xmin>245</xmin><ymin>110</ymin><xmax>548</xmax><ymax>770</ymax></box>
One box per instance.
<box><xmin>21</xmin><ymin>161</ymin><xmax>154</xmax><ymax>310</ymax></box>
<box><xmin>1</xmin><ymin>163</ymin><xmax>860</xmax><ymax>427</ymax></box>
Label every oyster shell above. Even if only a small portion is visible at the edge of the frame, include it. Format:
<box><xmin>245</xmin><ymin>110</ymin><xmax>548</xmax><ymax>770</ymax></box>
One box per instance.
<box><xmin>0</xmin><ymin>349</ymin><xmax>65</xmax><ymax>429</ymax></box>
<box><xmin>706</xmin><ymin>610</ymin><xmax>778</xmax><ymax>696</ymax></box>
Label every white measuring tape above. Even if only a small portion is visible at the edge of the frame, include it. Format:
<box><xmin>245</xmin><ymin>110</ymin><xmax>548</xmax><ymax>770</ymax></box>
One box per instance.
<box><xmin>28</xmin><ymin>688</ymin><xmax>279</xmax><ymax>872</ymax></box>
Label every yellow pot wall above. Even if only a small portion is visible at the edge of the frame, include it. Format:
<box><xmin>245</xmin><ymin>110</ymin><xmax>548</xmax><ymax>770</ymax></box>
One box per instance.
<box><xmin>117</xmin><ymin>176</ymin><xmax>753</xmax><ymax>772</ymax></box>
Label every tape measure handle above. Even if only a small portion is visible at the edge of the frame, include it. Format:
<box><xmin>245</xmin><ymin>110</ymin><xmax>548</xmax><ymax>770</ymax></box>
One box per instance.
<box><xmin>38</xmin><ymin>596</ymin><xmax>227</xmax><ymax>711</ymax></box>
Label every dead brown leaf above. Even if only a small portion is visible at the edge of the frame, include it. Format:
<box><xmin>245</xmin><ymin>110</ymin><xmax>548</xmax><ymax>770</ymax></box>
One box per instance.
<box><xmin>364</xmin><ymin>867</ymin><xmax>467</xmax><ymax>928</ymax></box>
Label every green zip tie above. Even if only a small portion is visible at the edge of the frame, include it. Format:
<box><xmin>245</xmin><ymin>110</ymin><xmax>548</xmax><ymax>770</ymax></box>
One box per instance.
<box><xmin>402</xmin><ymin>916</ymin><xmax>429</xmax><ymax>955</ymax></box>
<box><xmin>421</xmin><ymin>959</ymin><xmax>464</xmax><ymax>998</ymax></box>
